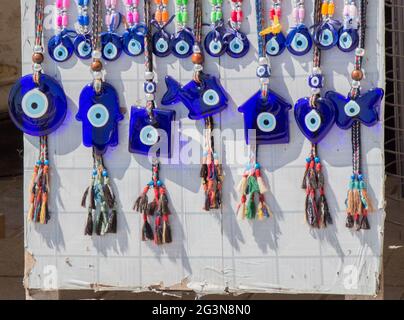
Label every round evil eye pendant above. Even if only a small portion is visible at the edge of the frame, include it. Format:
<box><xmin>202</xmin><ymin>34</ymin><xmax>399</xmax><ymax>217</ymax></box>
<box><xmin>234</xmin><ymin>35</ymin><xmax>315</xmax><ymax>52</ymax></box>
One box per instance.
<box><xmin>101</xmin><ymin>32</ymin><xmax>123</xmax><ymax>61</ymax></box>
<box><xmin>170</xmin><ymin>29</ymin><xmax>194</xmax><ymax>58</ymax></box>
<box><xmin>286</xmin><ymin>25</ymin><xmax>312</xmax><ymax>56</ymax></box>
<box><xmin>223</xmin><ymin>31</ymin><xmax>250</xmax><ymax>58</ymax></box>
<box><xmin>74</xmin><ymin>34</ymin><xmax>92</xmax><ymax>59</ymax></box>
<box><xmin>204</xmin><ymin>29</ymin><xmax>227</xmax><ymax>57</ymax></box>
<box><xmin>313</xmin><ymin>21</ymin><xmax>341</xmax><ymax>50</ymax></box>
<box><xmin>265</xmin><ymin>33</ymin><xmax>286</xmax><ymax>57</ymax></box>
<box><xmin>48</xmin><ymin>31</ymin><xmax>74</xmax><ymax>62</ymax></box>
<box><xmin>337</xmin><ymin>28</ymin><xmax>359</xmax><ymax>52</ymax></box>
<box><xmin>8</xmin><ymin>74</ymin><xmax>67</xmax><ymax>136</ymax></box>
<box><xmin>122</xmin><ymin>25</ymin><xmax>147</xmax><ymax>57</ymax></box>
<box><xmin>152</xmin><ymin>31</ymin><xmax>172</xmax><ymax>57</ymax></box>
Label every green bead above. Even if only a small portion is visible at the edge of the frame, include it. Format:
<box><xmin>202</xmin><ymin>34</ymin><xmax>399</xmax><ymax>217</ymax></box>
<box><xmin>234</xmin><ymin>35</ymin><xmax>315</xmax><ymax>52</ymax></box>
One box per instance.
<box><xmin>183</xmin><ymin>12</ymin><xmax>188</xmax><ymax>23</ymax></box>
<box><xmin>211</xmin><ymin>12</ymin><xmax>216</xmax><ymax>23</ymax></box>
<box><xmin>359</xmin><ymin>181</ymin><xmax>366</xmax><ymax>190</ymax></box>
<box><xmin>176</xmin><ymin>0</ymin><xmax>182</xmax><ymax>5</ymax></box>
<box><xmin>348</xmin><ymin>181</ymin><xmax>354</xmax><ymax>189</ymax></box>
<box><xmin>216</xmin><ymin>11</ymin><xmax>223</xmax><ymax>20</ymax></box>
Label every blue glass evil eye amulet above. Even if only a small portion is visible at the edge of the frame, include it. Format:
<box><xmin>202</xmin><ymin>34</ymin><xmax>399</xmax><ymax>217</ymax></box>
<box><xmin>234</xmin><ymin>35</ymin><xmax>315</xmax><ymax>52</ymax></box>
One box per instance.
<box><xmin>286</xmin><ymin>24</ymin><xmax>312</xmax><ymax>56</ymax></box>
<box><xmin>337</xmin><ymin>27</ymin><xmax>359</xmax><ymax>52</ymax></box>
<box><xmin>74</xmin><ymin>34</ymin><xmax>92</xmax><ymax>59</ymax></box>
<box><xmin>170</xmin><ymin>28</ymin><xmax>195</xmax><ymax>58</ymax></box>
<box><xmin>204</xmin><ymin>24</ymin><xmax>227</xmax><ymax>57</ymax></box>
<box><xmin>122</xmin><ymin>24</ymin><xmax>147</xmax><ymax>57</ymax></box>
<box><xmin>223</xmin><ymin>29</ymin><xmax>250</xmax><ymax>58</ymax></box>
<box><xmin>265</xmin><ymin>32</ymin><xmax>286</xmax><ymax>57</ymax></box>
<box><xmin>76</xmin><ymin>82</ymin><xmax>124</xmax><ymax>155</ymax></box>
<box><xmin>313</xmin><ymin>19</ymin><xmax>341</xmax><ymax>50</ymax></box>
<box><xmin>48</xmin><ymin>30</ymin><xmax>75</xmax><ymax>62</ymax></box>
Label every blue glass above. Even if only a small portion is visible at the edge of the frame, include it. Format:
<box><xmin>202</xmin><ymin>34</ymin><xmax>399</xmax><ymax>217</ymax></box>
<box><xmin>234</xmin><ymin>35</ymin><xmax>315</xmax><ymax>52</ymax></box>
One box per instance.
<box><xmin>129</xmin><ymin>108</ymin><xmax>175</xmax><ymax>158</ymax></box>
<box><xmin>313</xmin><ymin>19</ymin><xmax>341</xmax><ymax>50</ymax></box>
<box><xmin>76</xmin><ymin>82</ymin><xmax>124</xmax><ymax>155</ymax></box>
<box><xmin>204</xmin><ymin>25</ymin><xmax>227</xmax><ymax>57</ymax></box>
<box><xmin>74</xmin><ymin>34</ymin><xmax>92</xmax><ymax>59</ymax></box>
<box><xmin>8</xmin><ymin>73</ymin><xmax>67</xmax><ymax>136</ymax></box>
<box><xmin>48</xmin><ymin>30</ymin><xmax>75</xmax><ymax>62</ymax></box>
<box><xmin>286</xmin><ymin>24</ymin><xmax>312</xmax><ymax>56</ymax></box>
<box><xmin>122</xmin><ymin>24</ymin><xmax>147</xmax><ymax>57</ymax></box>
<box><xmin>152</xmin><ymin>30</ymin><xmax>172</xmax><ymax>57</ymax></box>
<box><xmin>161</xmin><ymin>74</ymin><xmax>228</xmax><ymax>120</ymax></box>
<box><xmin>223</xmin><ymin>30</ymin><xmax>250</xmax><ymax>58</ymax></box>
<box><xmin>101</xmin><ymin>32</ymin><xmax>123</xmax><ymax>61</ymax></box>
<box><xmin>337</xmin><ymin>27</ymin><xmax>359</xmax><ymax>52</ymax></box>
<box><xmin>238</xmin><ymin>89</ymin><xmax>292</xmax><ymax>145</ymax></box>
<box><xmin>170</xmin><ymin>28</ymin><xmax>194</xmax><ymax>58</ymax></box>
<box><xmin>265</xmin><ymin>32</ymin><xmax>286</xmax><ymax>56</ymax></box>
<box><xmin>325</xmin><ymin>88</ymin><xmax>384</xmax><ymax>130</ymax></box>
<box><xmin>294</xmin><ymin>97</ymin><xmax>336</xmax><ymax>144</ymax></box>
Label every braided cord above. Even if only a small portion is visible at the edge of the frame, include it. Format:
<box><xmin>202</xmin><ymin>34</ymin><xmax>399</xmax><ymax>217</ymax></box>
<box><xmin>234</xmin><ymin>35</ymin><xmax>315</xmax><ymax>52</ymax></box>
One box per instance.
<box><xmin>255</xmin><ymin>0</ymin><xmax>265</xmax><ymax>58</ymax></box>
<box><xmin>194</xmin><ymin>0</ymin><xmax>203</xmax><ymax>44</ymax></box>
<box><xmin>91</xmin><ymin>0</ymin><xmax>102</xmax><ymax>53</ymax></box>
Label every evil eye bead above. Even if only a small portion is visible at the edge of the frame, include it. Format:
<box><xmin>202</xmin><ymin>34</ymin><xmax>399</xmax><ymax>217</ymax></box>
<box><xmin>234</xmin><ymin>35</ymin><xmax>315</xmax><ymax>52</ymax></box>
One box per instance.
<box><xmin>174</xmin><ymin>40</ymin><xmax>191</xmax><ymax>57</ymax></box>
<box><xmin>154</xmin><ymin>37</ymin><xmax>170</xmax><ymax>56</ymax></box>
<box><xmin>304</xmin><ymin>109</ymin><xmax>322</xmax><ymax>132</ymax></box>
<box><xmin>87</xmin><ymin>104</ymin><xmax>110</xmax><ymax>128</ymax></box>
<box><xmin>144</xmin><ymin>81</ymin><xmax>157</xmax><ymax>94</ymax></box>
<box><xmin>127</xmin><ymin>38</ymin><xmax>143</xmax><ymax>56</ymax></box>
<box><xmin>209</xmin><ymin>39</ymin><xmax>223</xmax><ymax>56</ymax></box>
<box><xmin>257</xmin><ymin>112</ymin><xmax>276</xmax><ymax>132</ymax></box>
<box><xmin>256</xmin><ymin>65</ymin><xmax>271</xmax><ymax>78</ymax></box>
<box><xmin>308</xmin><ymin>74</ymin><xmax>323</xmax><ymax>89</ymax></box>
<box><xmin>139</xmin><ymin>125</ymin><xmax>159</xmax><ymax>146</ymax></box>
<box><xmin>53</xmin><ymin>44</ymin><xmax>69</xmax><ymax>62</ymax></box>
<box><xmin>229</xmin><ymin>37</ymin><xmax>244</xmax><ymax>54</ymax></box>
<box><xmin>338</xmin><ymin>29</ymin><xmax>359</xmax><ymax>52</ymax></box>
<box><xmin>76</xmin><ymin>40</ymin><xmax>92</xmax><ymax>59</ymax></box>
<box><xmin>202</xmin><ymin>89</ymin><xmax>220</xmax><ymax>106</ymax></box>
<box><xmin>21</xmin><ymin>89</ymin><xmax>48</xmax><ymax>119</ymax></box>
<box><xmin>266</xmin><ymin>37</ymin><xmax>280</xmax><ymax>56</ymax></box>
<box><xmin>103</xmin><ymin>42</ymin><xmax>119</xmax><ymax>61</ymax></box>
<box><xmin>339</xmin><ymin>32</ymin><xmax>352</xmax><ymax>50</ymax></box>
<box><xmin>318</xmin><ymin>28</ymin><xmax>336</xmax><ymax>49</ymax></box>
<box><xmin>290</xmin><ymin>33</ymin><xmax>310</xmax><ymax>54</ymax></box>
<box><xmin>344</xmin><ymin>100</ymin><xmax>361</xmax><ymax>117</ymax></box>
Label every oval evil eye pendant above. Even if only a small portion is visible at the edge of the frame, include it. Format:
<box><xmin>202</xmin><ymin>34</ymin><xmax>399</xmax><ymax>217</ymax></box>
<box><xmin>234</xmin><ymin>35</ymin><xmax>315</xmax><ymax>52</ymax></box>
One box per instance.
<box><xmin>152</xmin><ymin>30</ymin><xmax>171</xmax><ymax>57</ymax></box>
<box><xmin>337</xmin><ymin>28</ymin><xmax>359</xmax><ymax>53</ymax></box>
<box><xmin>74</xmin><ymin>34</ymin><xmax>92</xmax><ymax>59</ymax></box>
<box><xmin>286</xmin><ymin>25</ymin><xmax>312</xmax><ymax>56</ymax></box>
<box><xmin>204</xmin><ymin>28</ymin><xmax>227</xmax><ymax>57</ymax></box>
<box><xmin>170</xmin><ymin>29</ymin><xmax>194</xmax><ymax>58</ymax></box>
<box><xmin>8</xmin><ymin>74</ymin><xmax>67</xmax><ymax>136</ymax></box>
<box><xmin>265</xmin><ymin>32</ymin><xmax>286</xmax><ymax>57</ymax></box>
<box><xmin>313</xmin><ymin>20</ymin><xmax>341</xmax><ymax>50</ymax></box>
<box><xmin>122</xmin><ymin>25</ymin><xmax>147</xmax><ymax>57</ymax></box>
<box><xmin>101</xmin><ymin>33</ymin><xmax>123</xmax><ymax>61</ymax></box>
<box><xmin>223</xmin><ymin>30</ymin><xmax>250</xmax><ymax>58</ymax></box>
<box><xmin>48</xmin><ymin>30</ymin><xmax>74</xmax><ymax>62</ymax></box>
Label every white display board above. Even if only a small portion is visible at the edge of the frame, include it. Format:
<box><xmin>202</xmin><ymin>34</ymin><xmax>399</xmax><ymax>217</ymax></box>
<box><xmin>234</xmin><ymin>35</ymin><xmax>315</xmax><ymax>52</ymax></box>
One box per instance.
<box><xmin>23</xmin><ymin>0</ymin><xmax>385</xmax><ymax>296</ymax></box>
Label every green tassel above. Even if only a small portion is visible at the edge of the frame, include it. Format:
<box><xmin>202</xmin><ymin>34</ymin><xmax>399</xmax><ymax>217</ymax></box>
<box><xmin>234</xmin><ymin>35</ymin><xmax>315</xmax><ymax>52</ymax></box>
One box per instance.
<box><xmin>246</xmin><ymin>195</ymin><xmax>256</xmax><ymax>220</ymax></box>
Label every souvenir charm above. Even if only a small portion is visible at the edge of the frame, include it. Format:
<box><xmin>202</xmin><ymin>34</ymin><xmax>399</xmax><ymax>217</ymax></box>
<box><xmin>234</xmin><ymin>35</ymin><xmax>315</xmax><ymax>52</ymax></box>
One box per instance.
<box><xmin>8</xmin><ymin>0</ymin><xmax>67</xmax><ymax>224</ymax></box>
<box><xmin>313</xmin><ymin>0</ymin><xmax>341</xmax><ymax>50</ymax></box>
<box><xmin>48</xmin><ymin>0</ymin><xmax>74</xmax><ymax>62</ymax></box>
<box><xmin>122</xmin><ymin>0</ymin><xmax>147</xmax><ymax>57</ymax></box>
<box><xmin>170</xmin><ymin>0</ymin><xmax>194</xmax><ymax>58</ymax></box>
<box><xmin>223</xmin><ymin>0</ymin><xmax>249</xmax><ymax>58</ymax></box>
<box><xmin>132</xmin><ymin>0</ymin><xmax>174</xmax><ymax>245</ymax></box>
<box><xmin>204</xmin><ymin>0</ymin><xmax>227</xmax><ymax>57</ymax></box>
<box><xmin>294</xmin><ymin>0</ymin><xmax>335</xmax><ymax>228</ymax></box>
<box><xmin>260</xmin><ymin>0</ymin><xmax>286</xmax><ymax>57</ymax></box>
<box><xmin>338</xmin><ymin>0</ymin><xmax>359</xmax><ymax>52</ymax></box>
<box><xmin>325</xmin><ymin>0</ymin><xmax>384</xmax><ymax>231</ymax></box>
<box><xmin>286</xmin><ymin>0</ymin><xmax>312</xmax><ymax>56</ymax></box>
<box><xmin>152</xmin><ymin>0</ymin><xmax>174</xmax><ymax>57</ymax></box>
<box><xmin>236</xmin><ymin>0</ymin><xmax>291</xmax><ymax>220</ymax></box>
<box><xmin>101</xmin><ymin>0</ymin><xmax>122</xmax><ymax>61</ymax></box>
<box><xmin>79</xmin><ymin>0</ymin><xmax>121</xmax><ymax>236</ymax></box>
<box><xmin>74</xmin><ymin>0</ymin><xmax>92</xmax><ymax>59</ymax></box>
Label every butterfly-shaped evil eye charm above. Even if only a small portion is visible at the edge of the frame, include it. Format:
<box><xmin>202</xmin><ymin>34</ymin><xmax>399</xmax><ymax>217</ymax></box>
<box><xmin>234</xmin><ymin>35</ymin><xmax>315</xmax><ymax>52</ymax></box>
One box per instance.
<box><xmin>204</xmin><ymin>26</ymin><xmax>227</xmax><ymax>57</ymax></box>
<box><xmin>8</xmin><ymin>74</ymin><xmax>67</xmax><ymax>136</ymax></box>
<box><xmin>74</xmin><ymin>34</ymin><xmax>92</xmax><ymax>59</ymax></box>
<box><xmin>265</xmin><ymin>32</ymin><xmax>287</xmax><ymax>57</ymax></box>
<box><xmin>238</xmin><ymin>89</ymin><xmax>292</xmax><ymax>145</ymax></box>
<box><xmin>170</xmin><ymin>28</ymin><xmax>194</xmax><ymax>58</ymax></box>
<box><xmin>325</xmin><ymin>88</ymin><xmax>384</xmax><ymax>130</ymax></box>
<box><xmin>223</xmin><ymin>30</ymin><xmax>250</xmax><ymax>58</ymax></box>
<box><xmin>286</xmin><ymin>24</ymin><xmax>312</xmax><ymax>56</ymax></box>
<box><xmin>294</xmin><ymin>97</ymin><xmax>336</xmax><ymax>144</ymax></box>
<box><xmin>337</xmin><ymin>27</ymin><xmax>359</xmax><ymax>52</ymax></box>
<box><xmin>48</xmin><ymin>30</ymin><xmax>75</xmax><ymax>62</ymax></box>
<box><xmin>101</xmin><ymin>32</ymin><xmax>123</xmax><ymax>61</ymax></box>
<box><xmin>76</xmin><ymin>82</ymin><xmax>124</xmax><ymax>155</ymax></box>
<box><xmin>122</xmin><ymin>24</ymin><xmax>147</xmax><ymax>57</ymax></box>
<box><xmin>128</xmin><ymin>108</ymin><xmax>175</xmax><ymax>157</ymax></box>
<box><xmin>313</xmin><ymin>20</ymin><xmax>341</xmax><ymax>50</ymax></box>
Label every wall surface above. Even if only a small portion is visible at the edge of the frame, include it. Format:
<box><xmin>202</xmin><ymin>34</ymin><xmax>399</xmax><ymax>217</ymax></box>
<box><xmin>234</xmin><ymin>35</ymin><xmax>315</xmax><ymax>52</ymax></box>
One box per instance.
<box><xmin>23</xmin><ymin>0</ymin><xmax>386</xmax><ymax>296</ymax></box>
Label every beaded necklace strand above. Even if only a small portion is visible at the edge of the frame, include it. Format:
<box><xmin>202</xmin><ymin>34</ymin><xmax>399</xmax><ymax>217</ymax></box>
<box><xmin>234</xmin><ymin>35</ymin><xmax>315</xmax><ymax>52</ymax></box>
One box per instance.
<box><xmin>74</xmin><ymin>0</ymin><xmax>92</xmax><ymax>59</ymax></box>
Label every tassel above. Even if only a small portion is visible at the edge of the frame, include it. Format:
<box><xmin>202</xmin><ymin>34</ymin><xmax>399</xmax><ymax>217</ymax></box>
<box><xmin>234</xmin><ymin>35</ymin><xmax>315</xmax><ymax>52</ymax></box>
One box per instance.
<box><xmin>305</xmin><ymin>189</ymin><xmax>318</xmax><ymax>227</ymax></box>
<box><xmin>308</xmin><ymin>160</ymin><xmax>317</xmax><ymax>190</ymax></box>
<box><xmin>255</xmin><ymin>167</ymin><xmax>268</xmax><ymax>194</ymax></box>
<box><xmin>302</xmin><ymin>158</ymin><xmax>311</xmax><ymax>189</ymax></box>
<box><xmin>359</xmin><ymin>178</ymin><xmax>374</xmax><ymax>212</ymax></box>
<box><xmin>95</xmin><ymin>211</ymin><xmax>104</xmax><ymax>236</ymax></box>
<box><xmin>81</xmin><ymin>187</ymin><xmax>89</xmax><ymax>208</ymax></box>
<box><xmin>360</xmin><ymin>211</ymin><xmax>370</xmax><ymax>230</ymax></box>
<box><xmin>257</xmin><ymin>202</ymin><xmax>264</xmax><ymax>220</ymax></box>
<box><xmin>154</xmin><ymin>215</ymin><xmax>162</xmax><ymax>245</ymax></box>
<box><xmin>318</xmin><ymin>192</ymin><xmax>332</xmax><ymax>227</ymax></box>
<box><xmin>142</xmin><ymin>213</ymin><xmax>154</xmax><ymax>241</ymax></box>
<box><xmin>237</xmin><ymin>194</ymin><xmax>247</xmax><ymax>220</ymax></box>
<box><xmin>259</xmin><ymin>194</ymin><xmax>272</xmax><ymax>218</ymax></box>
<box><xmin>237</xmin><ymin>173</ymin><xmax>248</xmax><ymax>196</ymax></box>
<box><xmin>204</xmin><ymin>192</ymin><xmax>210</xmax><ymax>211</ymax></box>
<box><xmin>103</xmin><ymin>184</ymin><xmax>115</xmax><ymax>208</ymax></box>
<box><xmin>316</xmin><ymin>163</ymin><xmax>324</xmax><ymax>189</ymax></box>
<box><xmin>90</xmin><ymin>186</ymin><xmax>96</xmax><ymax>210</ymax></box>
<box><xmin>200</xmin><ymin>163</ymin><xmax>208</xmax><ymax>179</ymax></box>
<box><xmin>39</xmin><ymin>193</ymin><xmax>48</xmax><ymax>224</ymax></box>
<box><xmin>84</xmin><ymin>210</ymin><xmax>93</xmax><ymax>235</ymax></box>
<box><xmin>159</xmin><ymin>190</ymin><xmax>170</xmax><ymax>215</ymax></box>
<box><xmin>346</xmin><ymin>214</ymin><xmax>354</xmax><ymax>228</ymax></box>
<box><xmin>246</xmin><ymin>194</ymin><xmax>256</xmax><ymax>220</ymax></box>
<box><xmin>162</xmin><ymin>215</ymin><xmax>172</xmax><ymax>244</ymax></box>
<box><xmin>146</xmin><ymin>200</ymin><xmax>157</xmax><ymax>216</ymax></box>
<box><xmin>134</xmin><ymin>186</ymin><xmax>149</xmax><ymax>213</ymax></box>
<box><xmin>106</xmin><ymin>209</ymin><xmax>117</xmax><ymax>233</ymax></box>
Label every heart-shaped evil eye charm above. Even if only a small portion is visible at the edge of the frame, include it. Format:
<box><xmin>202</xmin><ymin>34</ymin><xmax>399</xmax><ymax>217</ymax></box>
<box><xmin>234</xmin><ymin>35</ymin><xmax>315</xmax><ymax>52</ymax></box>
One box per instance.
<box><xmin>170</xmin><ymin>29</ymin><xmax>194</xmax><ymax>58</ymax></box>
<box><xmin>101</xmin><ymin>33</ymin><xmax>122</xmax><ymax>61</ymax></box>
<box><xmin>74</xmin><ymin>34</ymin><xmax>92</xmax><ymax>59</ymax></box>
<box><xmin>48</xmin><ymin>32</ymin><xmax>74</xmax><ymax>62</ymax></box>
<box><xmin>257</xmin><ymin>112</ymin><xmax>277</xmax><ymax>132</ymax></box>
<box><xmin>338</xmin><ymin>28</ymin><xmax>359</xmax><ymax>52</ymax></box>
<box><xmin>122</xmin><ymin>26</ymin><xmax>146</xmax><ymax>57</ymax></box>
<box><xmin>313</xmin><ymin>20</ymin><xmax>341</xmax><ymax>50</ymax></box>
<box><xmin>223</xmin><ymin>31</ymin><xmax>250</xmax><ymax>58</ymax></box>
<box><xmin>8</xmin><ymin>74</ymin><xmax>67</xmax><ymax>136</ymax></box>
<box><xmin>286</xmin><ymin>25</ymin><xmax>312</xmax><ymax>56</ymax></box>
<box><xmin>152</xmin><ymin>31</ymin><xmax>171</xmax><ymax>57</ymax></box>
<box><xmin>265</xmin><ymin>33</ymin><xmax>286</xmax><ymax>56</ymax></box>
<box><xmin>204</xmin><ymin>29</ymin><xmax>227</xmax><ymax>57</ymax></box>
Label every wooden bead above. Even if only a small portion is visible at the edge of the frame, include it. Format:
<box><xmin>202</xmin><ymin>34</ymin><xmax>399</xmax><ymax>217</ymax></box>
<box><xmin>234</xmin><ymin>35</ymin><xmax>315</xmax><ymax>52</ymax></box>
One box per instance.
<box><xmin>32</xmin><ymin>52</ymin><xmax>44</xmax><ymax>64</ymax></box>
<box><xmin>91</xmin><ymin>60</ymin><xmax>103</xmax><ymax>72</ymax></box>
<box><xmin>191</xmin><ymin>53</ymin><xmax>203</xmax><ymax>65</ymax></box>
<box><xmin>351</xmin><ymin>69</ymin><xmax>363</xmax><ymax>81</ymax></box>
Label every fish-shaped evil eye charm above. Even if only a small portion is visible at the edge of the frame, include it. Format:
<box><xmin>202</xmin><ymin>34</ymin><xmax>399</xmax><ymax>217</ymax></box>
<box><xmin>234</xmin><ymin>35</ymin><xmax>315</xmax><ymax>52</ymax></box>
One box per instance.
<box><xmin>204</xmin><ymin>27</ymin><xmax>227</xmax><ymax>57</ymax></box>
<box><xmin>74</xmin><ymin>34</ymin><xmax>92</xmax><ymax>59</ymax></box>
<box><xmin>8</xmin><ymin>74</ymin><xmax>67</xmax><ymax>136</ymax></box>
<box><xmin>313</xmin><ymin>20</ymin><xmax>341</xmax><ymax>50</ymax></box>
<box><xmin>223</xmin><ymin>30</ymin><xmax>250</xmax><ymax>58</ymax></box>
<box><xmin>152</xmin><ymin>30</ymin><xmax>171</xmax><ymax>57</ymax></box>
<box><xmin>161</xmin><ymin>73</ymin><xmax>228</xmax><ymax>120</ymax></box>
<box><xmin>128</xmin><ymin>108</ymin><xmax>175</xmax><ymax>157</ymax></box>
<box><xmin>265</xmin><ymin>32</ymin><xmax>287</xmax><ymax>57</ymax></box>
<box><xmin>325</xmin><ymin>88</ymin><xmax>385</xmax><ymax>130</ymax></box>
<box><xmin>337</xmin><ymin>28</ymin><xmax>359</xmax><ymax>52</ymax></box>
<box><xmin>76</xmin><ymin>82</ymin><xmax>124</xmax><ymax>155</ymax></box>
<box><xmin>238</xmin><ymin>89</ymin><xmax>292</xmax><ymax>145</ymax></box>
<box><xmin>286</xmin><ymin>25</ymin><xmax>312</xmax><ymax>56</ymax></box>
<box><xmin>170</xmin><ymin>29</ymin><xmax>194</xmax><ymax>58</ymax></box>
<box><xmin>101</xmin><ymin>32</ymin><xmax>123</xmax><ymax>61</ymax></box>
<box><xmin>122</xmin><ymin>25</ymin><xmax>147</xmax><ymax>57</ymax></box>
<box><xmin>294</xmin><ymin>97</ymin><xmax>336</xmax><ymax>144</ymax></box>
<box><xmin>48</xmin><ymin>30</ymin><xmax>74</xmax><ymax>62</ymax></box>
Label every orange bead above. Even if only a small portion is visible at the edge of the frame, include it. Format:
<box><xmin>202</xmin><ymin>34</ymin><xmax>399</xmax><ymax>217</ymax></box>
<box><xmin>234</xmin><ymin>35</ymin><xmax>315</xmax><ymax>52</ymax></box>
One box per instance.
<box><xmin>162</xmin><ymin>0</ymin><xmax>169</xmax><ymax>4</ymax></box>
<box><xmin>191</xmin><ymin>53</ymin><xmax>203</xmax><ymax>64</ymax></box>
<box><xmin>155</xmin><ymin>10</ymin><xmax>162</xmax><ymax>23</ymax></box>
<box><xmin>32</xmin><ymin>52</ymin><xmax>44</xmax><ymax>64</ymax></box>
<box><xmin>91</xmin><ymin>60</ymin><xmax>103</xmax><ymax>72</ymax></box>
<box><xmin>351</xmin><ymin>69</ymin><xmax>363</xmax><ymax>81</ymax></box>
<box><xmin>161</xmin><ymin>10</ymin><xmax>169</xmax><ymax>23</ymax></box>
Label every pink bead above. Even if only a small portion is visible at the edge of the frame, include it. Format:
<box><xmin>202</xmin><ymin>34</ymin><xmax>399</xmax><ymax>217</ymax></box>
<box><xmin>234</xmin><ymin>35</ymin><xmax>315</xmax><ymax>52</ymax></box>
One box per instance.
<box><xmin>62</xmin><ymin>14</ymin><xmax>68</xmax><ymax>27</ymax></box>
<box><xmin>111</xmin><ymin>0</ymin><xmax>117</xmax><ymax>7</ymax></box>
<box><xmin>56</xmin><ymin>15</ymin><xmax>62</xmax><ymax>27</ymax></box>
<box><xmin>349</xmin><ymin>4</ymin><xmax>357</xmax><ymax>17</ymax></box>
<box><xmin>105</xmin><ymin>14</ymin><xmax>111</xmax><ymax>26</ymax></box>
<box><xmin>292</xmin><ymin>8</ymin><xmax>299</xmax><ymax>21</ymax></box>
<box><xmin>62</xmin><ymin>0</ymin><xmax>70</xmax><ymax>8</ymax></box>
<box><xmin>343</xmin><ymin>4</ymin><xmax>350</xmax><ymax>16</ymax></box>
<box><xmin>105</xmin><ymin>0</ymin><xmax>111</xmax><ymax>7</ymax></box>
<box><xmin>124</xmin><ymin>0</ymin><xmax>133</xmax><ymax>4</ymax></box>
<box><xmin>133</xmin><ymin>0</ymin><xmax>139</xmax><ymax>5</ymax></box>
<box><xmin>56</xmin><ymin>0</ymin><xmax>62</xmax><ymax>9</ymax></box>
<box><xmin>133</xmin><ymin>11</ymin><xmax>140</xmax><ymax>23</ymax></box>
<box><xmin>298</xmin><ymin>7</ymin><xmax>305</xmax><ymax>21</ymax></box>
<box><xmin>127</xmin><ymin>12</ymin><xmax>134</xmax><ymax>24</ymax></box>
